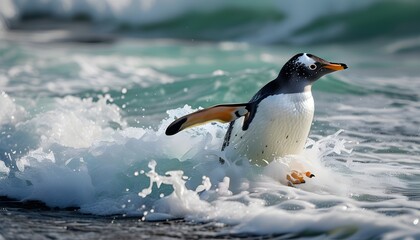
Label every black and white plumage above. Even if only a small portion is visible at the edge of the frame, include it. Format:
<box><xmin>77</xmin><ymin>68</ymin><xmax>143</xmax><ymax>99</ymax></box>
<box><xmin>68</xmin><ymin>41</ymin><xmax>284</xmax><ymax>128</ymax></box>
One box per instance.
<box><xmin>166</xmin><ymin>53</ymin><xmax>347</xmax><ymax>168</ymax></box>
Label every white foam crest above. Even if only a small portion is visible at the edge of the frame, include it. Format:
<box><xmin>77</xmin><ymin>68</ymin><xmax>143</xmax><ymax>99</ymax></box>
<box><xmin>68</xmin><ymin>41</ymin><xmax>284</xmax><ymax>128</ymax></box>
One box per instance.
<box><xmin>73</xmin><ymin>55</ymin><xmax>176</xmax><ymax>88</ymax></box>
<box><xmin>0</xmin><ymin>0</ymin><xmax>381</xmax><ymax>43</ymax></box>
<box><xmin>0</xmin><ymin>91</ymin><xmax>26</xmax><ymax>125</ymax></box>
<box><xmin>0</xmin><ymin>104</ymin><xmax>418</xmax><ymax>237</ymax></box>
<box><xmin>2</xmin><ymin>51</ymin><xmax>178</xmax><ymax>95</ymax></box>
<box><xmin>0</xmin><ymin>0</ymin><xmax>17</xmax><ymax>30</ymax></box>
<box><xmin>1</xmin><ymin>0</ymin><xmax>251</xmax><ymax>27</ymax></box>
<box><xmin>0</xmin><ymin>161</ymin><xmax>9</xmax><ymax>175</ymax></box>
<box><xmin>139</xmin><ymin>160</ymin><xmax>211</xmax><ymax>219</ymax></box>
<box><xmin>18</xmin><ymin>96</ymin><xmax>124</xmax><ymax>148</ymax></box>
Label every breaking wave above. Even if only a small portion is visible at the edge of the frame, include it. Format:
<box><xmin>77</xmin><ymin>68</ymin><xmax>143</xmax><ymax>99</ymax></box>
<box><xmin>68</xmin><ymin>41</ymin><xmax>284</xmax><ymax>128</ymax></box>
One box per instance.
<box><xmin>0</xmin><ymin>92</ymin><xmax>419</xmax><ymax>238</ymax></box>
<box><xmin>1</xmin><ymin>0</ymin><xmax>420</xmax><ymax>44</ymax></box>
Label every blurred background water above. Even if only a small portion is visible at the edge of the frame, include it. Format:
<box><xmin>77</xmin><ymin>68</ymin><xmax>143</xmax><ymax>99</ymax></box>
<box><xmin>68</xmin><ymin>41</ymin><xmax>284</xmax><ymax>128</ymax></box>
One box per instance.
<box><xmin>0</xmin><ymin>0</ymin><xmax>420</xmax><ymax>239</ymax></box>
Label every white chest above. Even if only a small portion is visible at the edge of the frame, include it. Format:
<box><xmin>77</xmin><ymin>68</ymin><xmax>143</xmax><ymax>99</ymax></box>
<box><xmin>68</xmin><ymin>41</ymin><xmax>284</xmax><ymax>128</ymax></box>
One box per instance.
<box><xmin>226</xmin><ymin>92</ymin><xmax>314</xmax><ymax>165</ymax></box>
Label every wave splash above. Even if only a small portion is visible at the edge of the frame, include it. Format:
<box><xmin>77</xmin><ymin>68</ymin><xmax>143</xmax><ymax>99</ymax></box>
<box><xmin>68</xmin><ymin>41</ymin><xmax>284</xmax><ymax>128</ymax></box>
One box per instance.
<box><xmin>1</xmin><ymin>93</ymin><xmax>419</xmax><ymax>238</ymax></box>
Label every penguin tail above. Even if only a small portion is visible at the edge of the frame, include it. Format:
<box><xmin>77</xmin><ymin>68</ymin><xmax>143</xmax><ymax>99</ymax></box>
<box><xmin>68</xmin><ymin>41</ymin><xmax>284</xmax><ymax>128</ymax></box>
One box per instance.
<box><xmin>165</xmin><ymin>103</ymin><xmax>249</xmax><ymax>136</ymax></box>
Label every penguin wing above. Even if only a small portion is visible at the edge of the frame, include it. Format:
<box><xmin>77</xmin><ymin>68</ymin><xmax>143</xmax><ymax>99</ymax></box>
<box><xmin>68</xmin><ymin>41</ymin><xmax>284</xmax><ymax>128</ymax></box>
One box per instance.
<box><xmin>165</xmin><ymin>103</ymin><xmax>250</xmax><ymax>136</ymax></box>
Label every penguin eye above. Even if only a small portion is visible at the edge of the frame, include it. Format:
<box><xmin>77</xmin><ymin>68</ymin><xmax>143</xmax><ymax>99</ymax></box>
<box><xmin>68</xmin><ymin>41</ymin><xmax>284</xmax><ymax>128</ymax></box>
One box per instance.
<box><xmin>309</xmin><ymin>64</ymin><xmax>317</xmax><ymax>70</ymax></box>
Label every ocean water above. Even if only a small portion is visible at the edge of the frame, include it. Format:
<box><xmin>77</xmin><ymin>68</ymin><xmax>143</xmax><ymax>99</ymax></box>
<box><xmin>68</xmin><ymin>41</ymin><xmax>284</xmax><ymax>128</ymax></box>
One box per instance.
<box><xmin>1</xmin><ymin>1</ymin><xmax>420</xmax><ymax>239</ymax></box>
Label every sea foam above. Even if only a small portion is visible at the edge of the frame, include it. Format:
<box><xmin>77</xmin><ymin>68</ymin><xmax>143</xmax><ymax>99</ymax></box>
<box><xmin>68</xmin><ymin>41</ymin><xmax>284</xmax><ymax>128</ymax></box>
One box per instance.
<box><xmin>0</xmin><ymin>97</ymin><xmax>419</xmax><ymax>238</ymax></box>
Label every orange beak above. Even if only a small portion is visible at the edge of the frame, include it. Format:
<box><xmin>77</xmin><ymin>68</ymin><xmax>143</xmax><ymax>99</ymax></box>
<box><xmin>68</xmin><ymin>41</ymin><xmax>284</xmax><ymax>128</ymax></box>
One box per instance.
<box><xmin>323</xmin><ymin>62</ymin><xmax>348</xmax><ymax>71</ymax></box>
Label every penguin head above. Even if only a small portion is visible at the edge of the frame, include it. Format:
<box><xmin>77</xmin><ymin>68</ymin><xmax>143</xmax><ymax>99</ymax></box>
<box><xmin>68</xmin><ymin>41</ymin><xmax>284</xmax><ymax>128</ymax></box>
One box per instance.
<box><xmin>280</xmin><ymin>53</ymin><xmax>347</xmax><ymax>84</ymax></box>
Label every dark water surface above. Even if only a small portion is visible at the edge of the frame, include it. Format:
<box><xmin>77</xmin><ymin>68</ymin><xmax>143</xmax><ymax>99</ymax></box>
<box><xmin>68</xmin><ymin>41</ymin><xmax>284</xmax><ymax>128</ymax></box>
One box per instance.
<box><xmin>0</xmin><ymin>198</ymin><xmax>232</xmax><ymax>240</ymax></box>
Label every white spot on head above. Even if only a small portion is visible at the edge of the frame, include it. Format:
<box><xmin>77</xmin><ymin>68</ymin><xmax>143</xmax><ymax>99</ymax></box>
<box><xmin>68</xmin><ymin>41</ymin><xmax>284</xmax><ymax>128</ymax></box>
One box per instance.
<box><xmin>297</xmin><ymin>53</ymin><xmax>316</xmax><ymax>68</ymax></box>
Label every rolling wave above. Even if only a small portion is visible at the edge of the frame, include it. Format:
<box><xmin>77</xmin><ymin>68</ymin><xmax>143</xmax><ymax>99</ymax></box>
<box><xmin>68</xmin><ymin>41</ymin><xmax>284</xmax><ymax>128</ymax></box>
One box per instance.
<box><xmin>1</xmin><ymin>0</ymin><xmax>419</xmax><ymax>44</ymax></box>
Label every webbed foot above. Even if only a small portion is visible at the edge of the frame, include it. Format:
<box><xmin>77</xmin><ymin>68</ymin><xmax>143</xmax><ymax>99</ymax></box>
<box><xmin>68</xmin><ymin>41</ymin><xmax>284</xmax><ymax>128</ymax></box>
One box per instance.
<box><xmin>287</xmin><ymin>170</ymin><xmax>315</xmax><ymax>186</ymax></box>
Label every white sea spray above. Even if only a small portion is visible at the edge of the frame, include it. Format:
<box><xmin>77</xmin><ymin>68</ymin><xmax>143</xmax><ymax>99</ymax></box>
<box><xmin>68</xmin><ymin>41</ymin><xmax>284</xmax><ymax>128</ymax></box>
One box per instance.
<box><xmin>0</xmin><ymin>93</ymin><xmax>419</xmax><ymax>238</ymax></box>
<box><xmin>1</xmin><ymin>35</ymin><xmax>420</xmax><ymax>238</ymax></box>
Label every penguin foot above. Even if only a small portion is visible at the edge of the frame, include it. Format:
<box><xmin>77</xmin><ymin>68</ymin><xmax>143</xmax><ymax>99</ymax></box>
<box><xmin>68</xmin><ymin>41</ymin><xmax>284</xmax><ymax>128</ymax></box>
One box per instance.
<box><xmin>287</xmin><ymin>170</ymin><xmax>315</xmax><ymax>186</ymax></box>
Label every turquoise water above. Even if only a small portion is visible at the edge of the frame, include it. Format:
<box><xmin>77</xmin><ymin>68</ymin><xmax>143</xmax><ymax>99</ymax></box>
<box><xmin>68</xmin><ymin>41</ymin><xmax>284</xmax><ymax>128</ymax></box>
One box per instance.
<box><xmin>1</xmin><ymin>0</ymin><xmax>420</xmax><ymax>239</ymax></box>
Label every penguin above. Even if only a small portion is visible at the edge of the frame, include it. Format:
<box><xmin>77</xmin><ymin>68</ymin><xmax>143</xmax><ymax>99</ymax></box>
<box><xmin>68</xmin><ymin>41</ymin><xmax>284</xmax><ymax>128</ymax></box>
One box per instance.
<box><xmin>165</xmin><ymin>53</ymin><xmax>347</xmax><ymax>185</ymax></box>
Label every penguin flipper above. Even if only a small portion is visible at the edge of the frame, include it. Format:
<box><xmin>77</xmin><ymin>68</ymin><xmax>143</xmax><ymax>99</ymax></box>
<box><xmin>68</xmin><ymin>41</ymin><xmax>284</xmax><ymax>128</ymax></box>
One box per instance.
<box><xmin>165</xmin><ymin>104</ymin><xmax>249</xmax><ymax>136</ymax></box>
